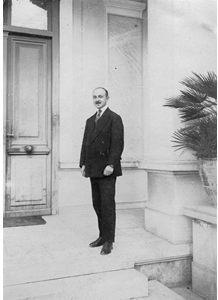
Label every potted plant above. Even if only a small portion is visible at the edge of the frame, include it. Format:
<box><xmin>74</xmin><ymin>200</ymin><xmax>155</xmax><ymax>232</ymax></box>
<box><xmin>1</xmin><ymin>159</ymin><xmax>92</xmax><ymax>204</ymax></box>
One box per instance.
<box><xmin>164</xmin><ymin>72</ymin><xmax>217</xmax><ymax>207</ymax></box>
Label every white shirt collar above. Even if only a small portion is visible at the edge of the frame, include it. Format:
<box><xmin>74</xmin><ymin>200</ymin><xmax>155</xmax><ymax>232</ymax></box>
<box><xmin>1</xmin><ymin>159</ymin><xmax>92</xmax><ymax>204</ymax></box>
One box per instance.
<box><xmin>97</xmin><ymin>104</ymin><xmax>108</xmax><ymax>116</ymax></box>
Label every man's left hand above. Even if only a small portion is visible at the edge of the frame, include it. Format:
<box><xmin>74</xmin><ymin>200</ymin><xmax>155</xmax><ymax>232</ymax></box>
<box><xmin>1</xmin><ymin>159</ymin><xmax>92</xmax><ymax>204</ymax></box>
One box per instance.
<box><xmin>103</xmin><ymin>165</ymin><xmax>114</xmax><ymax>176</ymax></box>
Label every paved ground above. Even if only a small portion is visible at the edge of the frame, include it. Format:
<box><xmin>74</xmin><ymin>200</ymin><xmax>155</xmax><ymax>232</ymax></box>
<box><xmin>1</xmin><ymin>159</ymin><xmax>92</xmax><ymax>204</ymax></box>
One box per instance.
<box><xmin>3</xmin><ymin>206</ymin><xmax>202</xmax><ymax>300</ymax></box>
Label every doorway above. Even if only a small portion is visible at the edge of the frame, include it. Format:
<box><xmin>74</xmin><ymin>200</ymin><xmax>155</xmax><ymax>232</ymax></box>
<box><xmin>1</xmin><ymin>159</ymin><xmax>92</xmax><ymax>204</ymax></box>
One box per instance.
<box><xmin>3</xmin><ymin>0</ymin><xmax>59</xmax><ymax>217</ymax></box>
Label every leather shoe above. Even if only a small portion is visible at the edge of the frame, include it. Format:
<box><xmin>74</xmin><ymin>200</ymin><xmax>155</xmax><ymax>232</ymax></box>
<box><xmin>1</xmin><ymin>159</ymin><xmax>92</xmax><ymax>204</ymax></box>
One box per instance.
<box><xmin>100</xmin><ymin>242</ymin><xmax>113</xmax><ymax>255</ymax></box>
<box><xmin>89</xmin><ymin>237</ymin><xmax>104</xmax><ymax>248</ymax></box>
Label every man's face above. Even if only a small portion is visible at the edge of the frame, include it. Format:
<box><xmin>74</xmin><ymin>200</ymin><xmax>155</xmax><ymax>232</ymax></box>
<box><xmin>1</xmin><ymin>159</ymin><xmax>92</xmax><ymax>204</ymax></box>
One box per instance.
<box><xmin>93</xmin><ymin>88</ymin><xmax>108</xmax><ymax>110</ymax></box>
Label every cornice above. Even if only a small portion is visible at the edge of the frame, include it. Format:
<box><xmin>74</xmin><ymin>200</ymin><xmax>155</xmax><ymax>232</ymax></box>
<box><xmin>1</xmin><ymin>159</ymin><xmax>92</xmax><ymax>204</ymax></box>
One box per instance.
<box><xmin>104</xmin><ymin>0</ymin><xmax>146</xmax><ymax>19</ymax></box>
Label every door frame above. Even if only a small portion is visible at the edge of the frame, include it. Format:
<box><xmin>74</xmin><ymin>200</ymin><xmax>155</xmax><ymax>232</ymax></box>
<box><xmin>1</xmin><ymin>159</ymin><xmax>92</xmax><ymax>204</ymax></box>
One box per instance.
<box><xmin>3</xmin><ymin>0</ymin><xmax>60</xmax><ymax>216</ymax></box>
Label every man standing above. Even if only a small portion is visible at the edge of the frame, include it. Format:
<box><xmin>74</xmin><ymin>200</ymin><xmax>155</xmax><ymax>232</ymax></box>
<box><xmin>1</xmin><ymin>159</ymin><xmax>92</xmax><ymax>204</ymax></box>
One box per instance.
<box><xmin>80</xmin><ymin>87</ymin><xmax>124</xmax><ymax>255</ymax></box>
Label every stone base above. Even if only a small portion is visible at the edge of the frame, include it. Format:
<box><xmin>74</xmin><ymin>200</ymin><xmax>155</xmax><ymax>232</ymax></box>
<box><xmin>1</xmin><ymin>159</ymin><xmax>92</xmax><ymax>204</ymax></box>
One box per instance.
<box><xmin>190</xmin><ymin>216</ymin><xmax>217</xmax><ymax>300</ymax></box>
<box><xmin>144</xmin><ymin>207</ymin><xmax>192</xmax><ymax>244</ymax></box>
<box><xmin>192</xmin><ymin>218</ymin><xmax>217</xmax><ymax>271</ymax></box>
<box><xmin>145</xmin><ymin>170</ymin><xmax>208</xmax><ymax>215</ymax></box>
<box><xmin>192</xmin><ymin>262</ymin><xmax>217</xmax><ymax>300</ymax></box>
<box><xmin>184</xmin><ymin>206</ymin><xmax>217</xmax><ymax>300</ymax></box>
<box><xmin>144</xmin><ymin>169</ymin><xmax>209</xmax><ymax>245</ymax></box>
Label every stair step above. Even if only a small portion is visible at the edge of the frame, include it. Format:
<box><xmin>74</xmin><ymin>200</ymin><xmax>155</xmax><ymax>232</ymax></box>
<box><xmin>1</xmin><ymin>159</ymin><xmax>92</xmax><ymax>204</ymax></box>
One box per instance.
<box><xmin>135</xmin><ymin>255</ymin><xmax>192</xmax><ymax>287</ymax></box>
<box><xmin>171</xmin><ymin>285</ymin><xmax>206</xmax><ymax>300</ymax></box>
<box><xmin>4</xmin><ymin>269</ymin><xmax>148</xmax><ymax>300</ymax></box>
<box><xmin>147</xmin><ymin>280</ymin><xmax>186</xmax><ymax>300</ymax></box>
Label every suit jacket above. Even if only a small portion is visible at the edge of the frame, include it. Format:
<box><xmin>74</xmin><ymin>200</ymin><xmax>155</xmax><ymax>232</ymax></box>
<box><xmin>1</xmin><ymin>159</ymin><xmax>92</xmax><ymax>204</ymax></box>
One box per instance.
<box><xmin>80</xmin><ymin>108</ymin><xmax>124</xmax><ymax>178</ymax></box>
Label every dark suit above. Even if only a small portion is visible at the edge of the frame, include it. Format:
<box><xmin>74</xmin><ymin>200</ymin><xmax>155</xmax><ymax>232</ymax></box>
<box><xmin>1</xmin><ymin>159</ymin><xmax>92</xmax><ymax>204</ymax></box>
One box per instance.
<box><xmin>80</xmin><ymin>108</ymin><xmax>124</xmax><ymax>242</ymax></box>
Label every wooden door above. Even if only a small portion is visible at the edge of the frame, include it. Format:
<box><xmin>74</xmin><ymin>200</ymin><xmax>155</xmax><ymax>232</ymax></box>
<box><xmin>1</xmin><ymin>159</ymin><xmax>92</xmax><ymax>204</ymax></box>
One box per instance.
<box><xmin>5</xmin><ymin>35</ymin><xmax>52</xmax><ymax>217</ymax></box>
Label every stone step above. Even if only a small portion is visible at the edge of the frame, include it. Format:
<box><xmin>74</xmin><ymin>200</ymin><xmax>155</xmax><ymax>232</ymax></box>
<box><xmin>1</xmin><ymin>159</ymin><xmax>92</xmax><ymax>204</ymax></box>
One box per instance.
<box><xmin>171</xmin><ymin>285</ymin><xmax>206</xmax><ymax>300</ymax></box>
<box><xmin>134</xmin><ymin>255</ymin><xmax>192</xmax><ymax>287</ymax></box>
<box><xmin>147</xmin><ymin>280</ymin><xmax>186</xmax><ymax>300</ymax></box>
<box><xmin>4</xmin><ymin>269</ymin><xmax>148</xmax><ymax>300</ymax></box>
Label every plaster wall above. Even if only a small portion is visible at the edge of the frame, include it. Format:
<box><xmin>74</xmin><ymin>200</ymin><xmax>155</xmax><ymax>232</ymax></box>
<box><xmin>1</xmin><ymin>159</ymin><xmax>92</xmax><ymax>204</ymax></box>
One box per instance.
<box><xmin>58</xmin><ymin>169</ymin><xmax>147</xmax><ymax>210</ymax></box>
<box><xmin>145</xmin><ymin>0</ymin><xmax>217</xmax><ymax>162</ymax></box>
<box><xmin>58</xmin><ymin>0</ymin><xmax>147</xmax><ymax>208</ymax></box>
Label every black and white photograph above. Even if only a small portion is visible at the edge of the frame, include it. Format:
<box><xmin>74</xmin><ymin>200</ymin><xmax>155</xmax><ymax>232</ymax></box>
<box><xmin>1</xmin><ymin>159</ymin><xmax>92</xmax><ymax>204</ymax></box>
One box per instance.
<box><xmin>3</xmin><ymin>0</ymin><xmax>217</xmax><ymax>299</ymax></box>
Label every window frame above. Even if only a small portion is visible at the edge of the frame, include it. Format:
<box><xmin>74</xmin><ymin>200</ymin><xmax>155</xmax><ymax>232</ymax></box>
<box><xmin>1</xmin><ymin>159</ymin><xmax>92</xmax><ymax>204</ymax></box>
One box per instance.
<box><xmin>3</xmin><ymin>0</ymin><xmax>55</xmax><ymax>36</ymax></box>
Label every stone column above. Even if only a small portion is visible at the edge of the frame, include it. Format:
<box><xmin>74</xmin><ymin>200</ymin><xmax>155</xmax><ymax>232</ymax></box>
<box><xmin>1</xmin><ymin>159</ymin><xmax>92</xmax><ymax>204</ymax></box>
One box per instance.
<box><xmin>143</xmin><ymin>0</ymin><xmax>217</xmax><ymax>244</ymax></box>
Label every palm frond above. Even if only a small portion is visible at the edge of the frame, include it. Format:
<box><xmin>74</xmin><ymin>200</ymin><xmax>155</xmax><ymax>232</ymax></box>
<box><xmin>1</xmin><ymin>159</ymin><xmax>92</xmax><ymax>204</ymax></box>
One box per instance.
<box><xmin>181</xmin><ymin>72</ymin><xmax>217</xmax><ymax>99</ymax></box>
<box><xmin>164</xmin><ymin>72</ymin><xmax>217</xmax><ymax>121</ymax></box>
<box><xmin>164</xmin><ymin>72</ymin><xmax>217</xmax><ymax>158</ymax></box>
<box><xmin>179</xmin><ymin>104</ymin><xmax>216</xmax><ymax>122</ymax></box>
<box><xmin>171</xmin><ymin>118</ymin><xmax>217</xmax><ymax>158</ymax></box>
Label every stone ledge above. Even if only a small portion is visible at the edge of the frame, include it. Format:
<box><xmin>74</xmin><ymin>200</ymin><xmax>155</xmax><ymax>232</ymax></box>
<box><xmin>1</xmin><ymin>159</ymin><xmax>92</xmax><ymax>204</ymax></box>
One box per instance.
<box><xmin>59</xmin><ymin>160</ymin><xmax>199</xmax><ymax>171</ymax></box>
<box><xmin>139</xmin><ymin>160</ymin><xmax>199</xmax><ymax>172</ymax></box>
<box><xmin>184</xmin><ymin>205</ymin><xmax>217</xmax><ymax>225</ymax></box>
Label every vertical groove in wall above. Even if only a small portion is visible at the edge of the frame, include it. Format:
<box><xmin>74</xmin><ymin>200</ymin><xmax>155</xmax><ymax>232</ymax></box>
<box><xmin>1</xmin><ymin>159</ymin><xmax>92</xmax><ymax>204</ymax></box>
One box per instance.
<box><xmin>108</xmin><ymin>14</ymin><xmax>144</xmax><ymax>162</ymax></box>
<box><xmin>142</xmin><ymin>7</ymin><xmax>148</xmax><ymax>161</ymax></box>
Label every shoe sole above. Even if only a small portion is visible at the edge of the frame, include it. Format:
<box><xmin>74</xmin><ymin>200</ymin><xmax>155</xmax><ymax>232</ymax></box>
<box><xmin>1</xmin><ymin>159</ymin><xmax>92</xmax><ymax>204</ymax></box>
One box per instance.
<box><xmin>100</xmin><ymin>250</ymin><xmax>112</xmax><ymax>255</ymax></box>
<box><xmin>89</xmin><ymin>244</ymin><xmax>103</xmax><ymax>248</ymax></box>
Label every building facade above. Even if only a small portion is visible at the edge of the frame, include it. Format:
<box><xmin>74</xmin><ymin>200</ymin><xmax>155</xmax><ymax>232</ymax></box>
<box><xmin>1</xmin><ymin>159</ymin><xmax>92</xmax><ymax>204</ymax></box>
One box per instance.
<box><xmin>3</xmin><ymin>0</ymin><xmax>216</xmax><ymax>230</ymax></box>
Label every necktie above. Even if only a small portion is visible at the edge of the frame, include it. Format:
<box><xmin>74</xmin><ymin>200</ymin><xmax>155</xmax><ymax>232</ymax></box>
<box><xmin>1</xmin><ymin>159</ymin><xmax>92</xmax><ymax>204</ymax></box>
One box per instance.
<box><xmin>95</xmin><ymin>109</ymin><xmax>102</xmax><ymax>123</ymax></box>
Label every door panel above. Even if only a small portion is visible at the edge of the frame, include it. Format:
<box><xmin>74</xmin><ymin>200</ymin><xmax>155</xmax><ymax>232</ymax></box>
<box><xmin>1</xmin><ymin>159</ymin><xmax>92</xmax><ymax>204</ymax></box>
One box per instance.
<box><xmin>9</xmin><ymin>37</ymin><xmax>50</xmax><ymax>152</ymax></box>
<box><xmin>16</xmin><ymin>44</ymin><xmax>42</xmax><ymax>137</ymax></box>
<box><xmin>10</xmin><ymin>156</ymin><xmax>47</xmax><ymax>206</ymax></box>
<box><xmin>6</xmin><ymin>35</ymin><xmax>51</xmax><ymax>217</ymax></box>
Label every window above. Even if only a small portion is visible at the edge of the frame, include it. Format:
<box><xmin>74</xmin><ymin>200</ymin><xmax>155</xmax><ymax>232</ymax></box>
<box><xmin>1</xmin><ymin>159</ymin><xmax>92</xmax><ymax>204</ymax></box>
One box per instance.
<box><xmin>3</xmin><ymin>0</ymin><xmax>52</xmax><ymax>31</ymax></box>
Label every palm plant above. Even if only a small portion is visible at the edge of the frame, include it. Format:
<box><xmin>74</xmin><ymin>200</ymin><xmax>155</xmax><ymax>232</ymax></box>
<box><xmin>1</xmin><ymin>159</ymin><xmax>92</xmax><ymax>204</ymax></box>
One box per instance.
<box><xmin>164</xmin><ymin>72</ymin><xmax>217</xmax><ymax>159</ymax></box>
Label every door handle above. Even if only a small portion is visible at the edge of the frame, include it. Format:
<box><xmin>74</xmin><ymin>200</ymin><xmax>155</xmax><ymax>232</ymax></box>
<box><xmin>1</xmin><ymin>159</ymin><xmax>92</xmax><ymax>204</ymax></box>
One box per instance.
<box><xmin>25</xmin><ymin>145</ymin><xmax>34</xmax><ymax>153</ymax></box>
<box><xmin>6</xmin><ymin>133</ymin><xmax>14</xmax><ymax>137</ymax></box>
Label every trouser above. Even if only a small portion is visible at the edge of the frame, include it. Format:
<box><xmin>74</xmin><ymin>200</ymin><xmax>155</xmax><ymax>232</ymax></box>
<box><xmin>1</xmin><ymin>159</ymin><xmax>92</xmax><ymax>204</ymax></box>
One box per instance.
<box><xmin>90</xmin><ymin>177</ymin><xmax>116</xmax><ymax>243</ymax></box>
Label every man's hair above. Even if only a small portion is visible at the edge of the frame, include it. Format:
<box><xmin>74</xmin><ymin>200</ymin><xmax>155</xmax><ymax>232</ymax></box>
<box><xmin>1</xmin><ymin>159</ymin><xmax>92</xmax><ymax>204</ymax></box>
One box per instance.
<box><xmin>93</xmin><ymin>87</ymin><xmax>109</xmax><ymax>98</ymax></box>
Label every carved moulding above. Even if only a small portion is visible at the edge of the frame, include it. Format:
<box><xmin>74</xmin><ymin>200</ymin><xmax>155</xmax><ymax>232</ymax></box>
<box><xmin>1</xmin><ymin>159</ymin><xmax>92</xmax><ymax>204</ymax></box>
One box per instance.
<box><xmin>104</xmin><ymin>0</ymin><xmax>146</xmax><ymax>19</ymax></box>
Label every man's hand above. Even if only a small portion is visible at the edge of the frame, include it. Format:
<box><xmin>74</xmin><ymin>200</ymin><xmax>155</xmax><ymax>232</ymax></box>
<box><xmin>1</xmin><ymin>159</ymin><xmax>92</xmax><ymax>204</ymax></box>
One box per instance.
<box><xmin>81</xmin><ymin>165</ymin><xmax>86</xmax><ymax>177</ymax></box>
<box><xmin>103</xmin><ymin>165</ymin><xmax>114</xmax><ymax>176</ymax></box>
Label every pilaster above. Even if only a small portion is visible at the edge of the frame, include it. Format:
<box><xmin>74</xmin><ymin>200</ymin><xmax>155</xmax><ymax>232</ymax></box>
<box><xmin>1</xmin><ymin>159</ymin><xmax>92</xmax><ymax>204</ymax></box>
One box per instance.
<box><xmin>184</xmin><ymin>206</ymin><xmax>217</xmax><ymax>300</ymax></box>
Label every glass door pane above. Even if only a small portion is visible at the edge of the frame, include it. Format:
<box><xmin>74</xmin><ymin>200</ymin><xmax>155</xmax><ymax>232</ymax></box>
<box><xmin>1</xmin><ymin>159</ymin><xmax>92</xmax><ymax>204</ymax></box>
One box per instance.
<box><xmin>11</xmin><ymin>0</ymin><xmax>48</xmax><ymax>30</ymax></box>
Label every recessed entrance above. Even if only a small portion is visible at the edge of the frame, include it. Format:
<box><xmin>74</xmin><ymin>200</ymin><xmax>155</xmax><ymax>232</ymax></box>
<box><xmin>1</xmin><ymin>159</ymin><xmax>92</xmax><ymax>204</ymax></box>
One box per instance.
<box><xmin>3</xmin><ymin>0</ymin><xmax>59</xmax><ymax>217</ymax></box>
